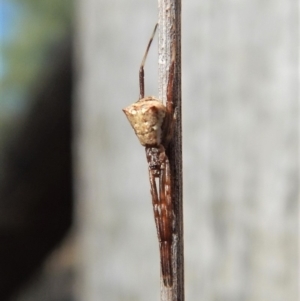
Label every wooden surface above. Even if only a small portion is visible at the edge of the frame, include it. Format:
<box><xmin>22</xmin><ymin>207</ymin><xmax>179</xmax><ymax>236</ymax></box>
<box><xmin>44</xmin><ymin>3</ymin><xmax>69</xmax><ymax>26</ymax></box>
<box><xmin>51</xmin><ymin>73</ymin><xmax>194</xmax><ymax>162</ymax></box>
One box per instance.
<box><xmin>75</xmin><ymin>0</ymin><xmax>298</xmax><ymax>300</ymax></box>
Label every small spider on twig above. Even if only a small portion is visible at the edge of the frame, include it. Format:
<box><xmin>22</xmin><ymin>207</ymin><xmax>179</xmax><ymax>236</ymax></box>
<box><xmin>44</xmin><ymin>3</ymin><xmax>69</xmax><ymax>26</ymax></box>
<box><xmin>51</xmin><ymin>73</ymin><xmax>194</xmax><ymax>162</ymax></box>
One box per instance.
<box><xmin>123</xmin><ymin>23</ymin><xmax>176</xmax><ymax>287</ymax></box>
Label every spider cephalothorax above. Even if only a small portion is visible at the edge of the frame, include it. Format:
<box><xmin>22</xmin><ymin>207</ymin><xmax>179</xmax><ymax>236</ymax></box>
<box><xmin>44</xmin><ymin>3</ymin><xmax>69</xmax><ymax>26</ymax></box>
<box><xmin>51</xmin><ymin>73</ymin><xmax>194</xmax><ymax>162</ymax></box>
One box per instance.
<box><xmin>122</xmin><ymin>23</ymin><xmax>176</xmax><ymax>287</ymax></box>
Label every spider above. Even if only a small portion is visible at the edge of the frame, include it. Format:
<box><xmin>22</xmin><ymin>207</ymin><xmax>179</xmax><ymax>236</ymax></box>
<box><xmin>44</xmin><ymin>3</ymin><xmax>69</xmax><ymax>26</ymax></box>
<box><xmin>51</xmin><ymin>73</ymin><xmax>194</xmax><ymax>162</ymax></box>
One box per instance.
<box><xmin>122</xmin><ymin>23</ymin><xmax>176</xmax><ymax>287</ymax></box>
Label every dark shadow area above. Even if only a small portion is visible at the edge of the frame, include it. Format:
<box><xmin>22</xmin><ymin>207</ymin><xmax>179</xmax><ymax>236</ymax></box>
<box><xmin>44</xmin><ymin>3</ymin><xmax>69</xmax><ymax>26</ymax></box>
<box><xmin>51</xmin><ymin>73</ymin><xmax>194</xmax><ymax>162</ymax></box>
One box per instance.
<box><xmin>0</xmin><ymin>36</ymin><xmax>73</xmax><ymax>301</ymax></box>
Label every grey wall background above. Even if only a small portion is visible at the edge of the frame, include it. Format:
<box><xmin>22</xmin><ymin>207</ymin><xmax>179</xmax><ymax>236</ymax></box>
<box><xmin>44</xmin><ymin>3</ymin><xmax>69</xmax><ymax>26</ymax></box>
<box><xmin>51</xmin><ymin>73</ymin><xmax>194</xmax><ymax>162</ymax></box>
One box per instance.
<box><xmin>75</xmin><ymin>1</ymin><xmax>298</xmax><ymax>301</ymax></box>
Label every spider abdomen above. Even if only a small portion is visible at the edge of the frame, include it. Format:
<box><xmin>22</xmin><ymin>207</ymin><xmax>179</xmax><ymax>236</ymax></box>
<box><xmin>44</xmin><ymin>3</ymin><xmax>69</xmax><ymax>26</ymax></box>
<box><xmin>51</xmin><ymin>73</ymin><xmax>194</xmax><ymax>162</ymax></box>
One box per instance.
<box><xmin>123</xmin><ymin>96</ymin><xmax>166</xmax><ymax>146</ymax></box>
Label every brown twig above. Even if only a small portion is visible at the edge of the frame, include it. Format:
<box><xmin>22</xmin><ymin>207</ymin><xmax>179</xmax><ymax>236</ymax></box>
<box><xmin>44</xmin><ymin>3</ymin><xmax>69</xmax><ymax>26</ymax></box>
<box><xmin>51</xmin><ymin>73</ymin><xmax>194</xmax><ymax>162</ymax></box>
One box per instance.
<box><xmin>158</xmin><ymin>0</ymin><xmax>184</xmax><ymax>300</ymax></box>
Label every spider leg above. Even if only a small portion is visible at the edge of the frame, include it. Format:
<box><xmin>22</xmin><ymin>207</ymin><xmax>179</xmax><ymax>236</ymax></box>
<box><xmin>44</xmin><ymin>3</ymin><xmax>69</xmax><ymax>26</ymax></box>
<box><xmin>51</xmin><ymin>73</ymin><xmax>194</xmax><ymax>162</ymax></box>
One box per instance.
<box><xmin>166</xmin><ymin>41</ymin><xmax>176</xmax><ymax>115</ymax></box>
<box><xmin>148</xmin><ymin>164</ymin><xmax>161</xmax><ymax>241</ymax></box>
<box><xmin>146</xmin><ymin>146</ymin><xmax>174</xmax><ymax>287</ymax></box>
<box><xmin>162</xmin><ymin>41</ymin><xmax>176</xmax><ymax>146</ymax></box>
<box><xmin>158</xmin><ymin>151</ymin><xmax>173</xmax><ymax>287</ymax></box>
<box><xmin>139</xmin><ymin>23</ymin><xmax>158</xmax><ymax>100</ymax></box>
<box><xmin>146</xmin><ymin>146</ymin><xmax>163</xmax><ymax>241</ymax></box>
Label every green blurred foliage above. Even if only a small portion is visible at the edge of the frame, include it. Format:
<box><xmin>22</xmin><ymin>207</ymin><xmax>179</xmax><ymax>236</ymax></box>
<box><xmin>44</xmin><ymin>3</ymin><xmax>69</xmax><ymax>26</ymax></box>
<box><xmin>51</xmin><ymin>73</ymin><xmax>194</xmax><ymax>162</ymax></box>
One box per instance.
<box><xmin>0</xmin><ymin>0</ymin><xmax>73</xmax><ymax>176</ymax></box>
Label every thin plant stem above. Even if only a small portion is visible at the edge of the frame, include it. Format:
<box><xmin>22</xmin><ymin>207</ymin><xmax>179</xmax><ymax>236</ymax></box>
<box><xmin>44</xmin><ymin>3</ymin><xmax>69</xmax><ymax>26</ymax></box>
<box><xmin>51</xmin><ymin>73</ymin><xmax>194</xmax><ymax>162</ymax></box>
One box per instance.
<box><xmin>158</xmin><ymin>1</ymin><xmax>184</xmax><ymax>300</ymax></box>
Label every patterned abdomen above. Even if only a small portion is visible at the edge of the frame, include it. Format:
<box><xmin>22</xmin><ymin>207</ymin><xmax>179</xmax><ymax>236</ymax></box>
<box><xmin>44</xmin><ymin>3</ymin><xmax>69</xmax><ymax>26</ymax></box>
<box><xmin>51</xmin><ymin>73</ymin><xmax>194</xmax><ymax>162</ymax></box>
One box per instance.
<box><xmin>123</xmin><ymin>96</ymin><xmax>166</xmax><ymax>146</ymax></box>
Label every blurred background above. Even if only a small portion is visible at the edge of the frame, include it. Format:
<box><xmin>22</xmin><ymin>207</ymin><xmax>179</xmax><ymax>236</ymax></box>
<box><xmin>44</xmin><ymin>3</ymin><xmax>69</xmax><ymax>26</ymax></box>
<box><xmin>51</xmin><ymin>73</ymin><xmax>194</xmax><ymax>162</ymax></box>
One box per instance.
<box><xmin>0</xmin><ymin>0</ymin><xmax>298</xmax><ymax>301</ymax></box>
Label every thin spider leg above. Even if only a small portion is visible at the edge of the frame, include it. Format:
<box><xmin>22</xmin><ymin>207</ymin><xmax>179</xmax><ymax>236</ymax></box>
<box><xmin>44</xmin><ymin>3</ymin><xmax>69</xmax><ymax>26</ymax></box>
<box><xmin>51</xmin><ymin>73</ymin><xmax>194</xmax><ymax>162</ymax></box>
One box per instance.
<box><xmin>158</xmin><ymin>154</ymin><xmax>173</xmax><ymax>287</ymax></box>
<box><xmin>166</xmin><ymin>41</ymin><xmax>176</xmax><ymax>114</ymax></box>
<box><xmin>139</xmin><ymin>23</ymin><xmax>158</xmax><ymax>100</ymax></box>
<box><xmin>162</xmin><ymin>41</ymin><xmax>176</xmax><ymax>146</ymax></box>
<box><xmin>148</xmin><ymin>169</ymin><xmax>161</xmax><ymax>241</ymax></box>
<box><xmin>163</xmin><ymin>152</ymin><xmax>173</xmax><ymax>221</ymax></box>
<box><xmin>146</xmin><ymin>147</ymin><xmax>162</xmax><ymax>241</ymax></box>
